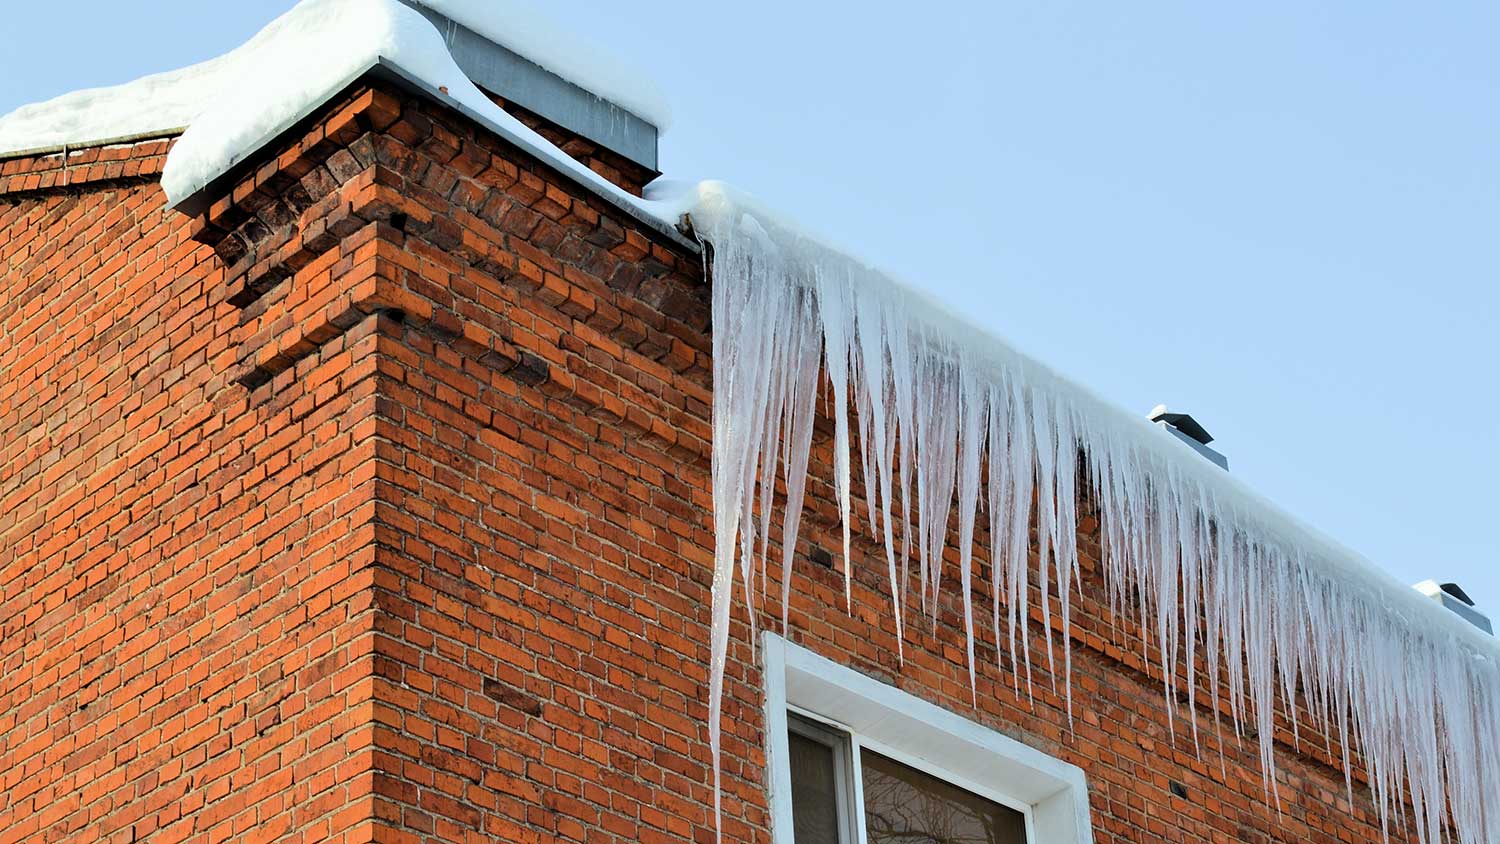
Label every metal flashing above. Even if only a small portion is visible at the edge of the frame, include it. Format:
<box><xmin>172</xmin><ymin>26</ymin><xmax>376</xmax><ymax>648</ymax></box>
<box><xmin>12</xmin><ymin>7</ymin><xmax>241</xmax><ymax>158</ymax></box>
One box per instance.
<box><xmin>398</xmin><ymin>0</ymin><xmax>659</xmax><ymax>172</ymax></box>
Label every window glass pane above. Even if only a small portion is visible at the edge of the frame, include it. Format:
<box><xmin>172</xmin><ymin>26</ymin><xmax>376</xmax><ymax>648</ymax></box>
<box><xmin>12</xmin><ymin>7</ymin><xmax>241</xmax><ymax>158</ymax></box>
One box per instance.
<box><xmin>860</xmin><ymin>749</ymin><xmax>1027</xmax><ymax>844</ymax></box>
<box><xmin>788</xmin><ymin>730</ymin><xmax>843</xmax><ymax>844</ymax></box>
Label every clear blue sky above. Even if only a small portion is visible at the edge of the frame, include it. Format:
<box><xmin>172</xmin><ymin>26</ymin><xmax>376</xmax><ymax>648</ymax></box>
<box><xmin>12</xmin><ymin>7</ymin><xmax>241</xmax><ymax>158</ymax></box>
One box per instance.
<box><xmin>5</xmin><ymin>2</ymin><xmax>1495</xmax><ymax>616</ymax></box>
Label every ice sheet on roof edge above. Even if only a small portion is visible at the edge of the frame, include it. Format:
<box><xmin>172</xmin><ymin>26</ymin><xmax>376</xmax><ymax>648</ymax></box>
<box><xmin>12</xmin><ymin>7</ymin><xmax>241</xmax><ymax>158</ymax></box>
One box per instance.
<box><xmin>0</xmin><ymin>0</ymin><xmax>669</xmax><ymax>160</ymax></box>
<box><xmin>5</xmin><ymin>0</ymin><xmax>1496</xmax><ymax>841</ymax></box>
<box><xmin>699</xmin><ymin>182</ymin><xmax>1500</xmax><ymax>844</ymax></box>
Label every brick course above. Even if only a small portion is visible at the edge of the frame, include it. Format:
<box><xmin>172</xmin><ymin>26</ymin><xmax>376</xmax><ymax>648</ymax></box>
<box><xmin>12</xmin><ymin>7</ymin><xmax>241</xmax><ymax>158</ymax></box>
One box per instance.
<box><xmin>1</xmin><ymin>76</ymin><xmax>1424</xmax><ymax>844</ymax></box>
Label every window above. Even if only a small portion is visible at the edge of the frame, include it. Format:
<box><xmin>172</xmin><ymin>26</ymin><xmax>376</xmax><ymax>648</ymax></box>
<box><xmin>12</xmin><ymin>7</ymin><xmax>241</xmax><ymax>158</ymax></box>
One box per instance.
<box><xmin>788</xmin><ymin>712</ymin><xmax>1028</xmax><ymax>844</ymax></box>
<box><xmin>787</xmin><ymin>717</ymin><xmax>855</xmax><ymax>844</ymax></box>
<box><xmin>763</xmin><ymin>634</ymin><xmax>1094</xmax><ymax>844</ymax></box>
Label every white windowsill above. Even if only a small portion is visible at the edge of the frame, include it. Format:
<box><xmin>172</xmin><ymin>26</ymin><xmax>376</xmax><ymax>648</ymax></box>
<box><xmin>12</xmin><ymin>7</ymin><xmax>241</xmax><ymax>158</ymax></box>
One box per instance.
<box><xmin>762</xmin><ymin>632</ymin><xmax>1094</xmax><ymax>844</ymax></box>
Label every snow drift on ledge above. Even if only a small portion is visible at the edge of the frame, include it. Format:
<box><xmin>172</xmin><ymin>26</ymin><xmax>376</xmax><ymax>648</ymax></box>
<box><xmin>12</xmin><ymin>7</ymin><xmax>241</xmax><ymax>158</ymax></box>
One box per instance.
<box><xmin>0</xmin><ymin>0</ymin><xmax>668</xmax><ymax>161</ymax></box>
<box><xmin>4</xmin><ymin>2</ymin><xmax>1496</xmax><ymax>843</ymax></box>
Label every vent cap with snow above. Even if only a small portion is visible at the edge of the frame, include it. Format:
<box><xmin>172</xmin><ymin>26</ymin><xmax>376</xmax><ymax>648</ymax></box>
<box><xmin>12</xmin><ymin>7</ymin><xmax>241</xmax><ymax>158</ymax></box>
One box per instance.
<box><xmin>1149</xmin><ymin>404</ymin><xmax>1228</xmax><ymax>470</ymax></box>
<box><xmin>1414</xmin><ymin>580</ymin><xmax>1492</xmax><ymax>635</ymax></box>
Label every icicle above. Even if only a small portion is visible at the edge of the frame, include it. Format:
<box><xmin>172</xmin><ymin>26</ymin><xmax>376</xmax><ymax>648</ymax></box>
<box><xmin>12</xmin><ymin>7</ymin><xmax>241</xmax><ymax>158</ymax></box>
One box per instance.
<box><xmin>955</xmin><ymin>366</ymin><xmax>985</xmax><ymax>703</ymax></box>
<box><xmin>778</xmin><ymin>292</ymin><xmax>821</xmax><ymax>632</ymax></box>
<box><xmin>890</xmin><ymin>313</ymin><xmax>918</xmax><ymax>618</ymax></box>
<box><xmin>1004</xmin><ymin>375</ymin><xmax>1036</xmax><ymax>701</ymax></box>
<box><xmin>855</xmin><ymin>294</ymin><xmax>906</xmax><ymax>660</ymax></box>
<box><xmin>984</xmin><ymin>384</ymin><xmax>1007</xmax><ymax>676</ymax></box>
<box><xmin>1052</xmin><ymin>398</ymin><xmax>1079</xmax><ymax>722</ymax></box>
<box><xmin>690</xmin><ymin>186</ymin><xmax>1500</xmax><ymax>844</ymax></box>
<box><xmin>915</xmin><ymin>352</ymin><xmax>959</xmax><ymax>626</ymax></box>
<box><xmin>817</xmin><ymin>270</ymin><xmax>856</xmax><ymax>613</ymax></box>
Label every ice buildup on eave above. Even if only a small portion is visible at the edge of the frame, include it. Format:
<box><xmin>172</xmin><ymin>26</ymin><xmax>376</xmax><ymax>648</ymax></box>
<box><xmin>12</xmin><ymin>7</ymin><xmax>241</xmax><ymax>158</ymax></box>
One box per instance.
<box><xmin>690</xmin><ymin>182</ymin><xmax>1500</xmax><ymax>844</ymax></box>
<box><xmin>4</xmin><ymin>2</ymin><xmax>1495</xmax><ymax>842</ymax></box>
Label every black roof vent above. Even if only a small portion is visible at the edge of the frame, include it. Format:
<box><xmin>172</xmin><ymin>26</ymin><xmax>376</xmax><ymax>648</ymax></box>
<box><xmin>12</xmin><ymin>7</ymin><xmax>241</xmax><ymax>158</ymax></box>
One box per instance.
<box><xmin>1149</xmin><ymin>405</ymin><xmax>1228</xmax><ymax>471</ymax></box>
<box><xmin>1415</xmin><ymin>580</ymin><xmax>1492</xmax><ymax>634</ymax></box>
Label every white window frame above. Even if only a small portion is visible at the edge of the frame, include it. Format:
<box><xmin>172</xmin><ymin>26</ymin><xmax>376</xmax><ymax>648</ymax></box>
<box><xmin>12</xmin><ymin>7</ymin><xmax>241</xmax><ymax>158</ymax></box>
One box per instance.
<box><xmin>763</xmin><ymin>632</ymin><xmax>1094</xmax><ymax>844</ymax></box>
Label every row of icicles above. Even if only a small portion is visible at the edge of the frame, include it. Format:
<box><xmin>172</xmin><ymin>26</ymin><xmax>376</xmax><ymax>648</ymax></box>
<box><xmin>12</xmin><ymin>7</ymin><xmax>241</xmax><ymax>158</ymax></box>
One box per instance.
<box><xmin>695</xmin><ymin>202</ymin><xmax>1499</xmax><ymax>844</ymax></box>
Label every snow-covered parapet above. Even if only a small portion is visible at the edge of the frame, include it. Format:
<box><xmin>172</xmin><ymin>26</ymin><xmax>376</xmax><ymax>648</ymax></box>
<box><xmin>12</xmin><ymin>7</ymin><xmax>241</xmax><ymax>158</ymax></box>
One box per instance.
<box><xmin>160</xmin><ymin>0</ymin><xmax>492</xmax><ymax>203</ymax></box>
<box><xmin>0</xmin><ymin>0</ymin><xmax>669</xmax><ymax>202</ymax></box>
<box><xmin>0</xmin><ymin>56</ymin><xmax>221</xmax><ymax>156</ymax></box>
<box><xmin>694</xmin><ymin>181</ymin><xmax>1500</xmax><ymax>844</ymax></box>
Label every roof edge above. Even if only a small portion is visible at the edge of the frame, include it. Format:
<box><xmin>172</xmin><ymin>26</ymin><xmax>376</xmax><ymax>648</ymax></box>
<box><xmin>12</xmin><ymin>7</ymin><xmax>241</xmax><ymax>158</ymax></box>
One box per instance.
<box><xmin>396</xmin><ymin>0</ymin><xmax>659</xmax><ymax>171</ymax></box>
<box><xmin>0</xmin><ymin>129</ymin><xmax>185</xmax><ymax>162</ymax></box>
<box><xmin>167</xmin><ymin>59</ymin><xmax>696</xmax><ymax>253</ymax></box>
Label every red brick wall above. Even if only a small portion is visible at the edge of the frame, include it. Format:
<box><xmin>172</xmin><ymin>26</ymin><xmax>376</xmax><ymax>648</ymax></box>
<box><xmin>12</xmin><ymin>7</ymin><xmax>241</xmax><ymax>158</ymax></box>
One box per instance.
<box><xmin>0</xmin><ymin>128</ymin><xmax>386</xmax><ymax>844</ymax></box>
<box><xmin>480</xmin><ymin>92</ymin><xmax>659</xmax><ymax>197</ymax></box>
<box><xmin>0</xmin><ymin>78</ymin><xmax>1422</xmax><ymax>844</ymax></box>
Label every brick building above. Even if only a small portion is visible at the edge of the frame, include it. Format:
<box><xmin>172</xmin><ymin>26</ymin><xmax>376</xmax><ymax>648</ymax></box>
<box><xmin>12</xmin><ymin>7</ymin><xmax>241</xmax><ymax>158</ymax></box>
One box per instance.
<box><xmin>1</xmin><ymin>3</ymin><xmax>1492</xmax><ymax>844</ymax></box>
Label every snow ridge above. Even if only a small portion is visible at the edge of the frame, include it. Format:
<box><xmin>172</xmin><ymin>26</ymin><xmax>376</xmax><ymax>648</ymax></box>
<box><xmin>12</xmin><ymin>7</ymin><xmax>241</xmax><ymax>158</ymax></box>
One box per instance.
<box><xmin>153</xmin><ymin>0</ymin><xmax>677</xmax><ymax>207</ymax></box>
<box><xmin>693</xmin><ymin>183</ymin><xmax>1500</xmax><ymax>844</ymax></box>
<box><xmin>0</xmin><ymin>0</ymin><xmax>667</xmax><ymax>160</ymax></box>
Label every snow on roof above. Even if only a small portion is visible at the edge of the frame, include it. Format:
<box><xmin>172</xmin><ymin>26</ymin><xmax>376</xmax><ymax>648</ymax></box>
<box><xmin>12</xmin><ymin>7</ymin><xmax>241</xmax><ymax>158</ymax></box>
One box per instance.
<box><xmin>0</xmin><ymin>0</ymin><xmax>669</xmax><ymax>162</ymax></box>
<box><xmin>0</xmin><ymin>58</ymin><xmax>219</xmax><ymax>157</ymax></box>
<box><xmin>414</xmin><ymin>0</ymin><xmax>670</xmax><ymax>130</ymax></box>
<box><xmin>162</xmin><ymin>0</ymin><xmax>483</xmax><ymax>202</ymax></box>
